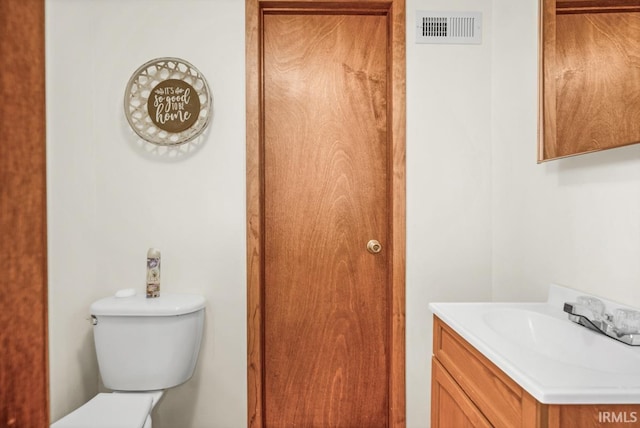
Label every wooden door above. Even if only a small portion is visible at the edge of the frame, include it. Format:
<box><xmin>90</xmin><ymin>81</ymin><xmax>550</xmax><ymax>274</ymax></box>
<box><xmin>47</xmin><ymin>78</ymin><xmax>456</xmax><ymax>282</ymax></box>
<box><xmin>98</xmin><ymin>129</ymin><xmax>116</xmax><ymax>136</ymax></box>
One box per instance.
<box><xmin>246</xmin><ymin>1</ymin><xmax>406</xmax><ymax>427</ymax></box>
<box><xmin>0</xmin><ymin>0</ymin><xmax>49</xmax><ymax>426</ymax></box>
<box><xmin>264</xmin><ymin>11</ymin><xmax>388</xmax><ymax>427</ymax></box>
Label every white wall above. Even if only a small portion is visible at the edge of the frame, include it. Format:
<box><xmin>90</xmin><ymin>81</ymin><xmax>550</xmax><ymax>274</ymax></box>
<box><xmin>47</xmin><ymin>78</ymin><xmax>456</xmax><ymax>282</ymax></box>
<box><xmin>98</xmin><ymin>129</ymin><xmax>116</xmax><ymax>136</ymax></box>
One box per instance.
<box><xmin>46</xmin><ymin>1</ymin><xmax>247</xmax><ymax>427</ymax></box>
<box><xmin>491</xmin><ymin>0</ymin><xmax>640</xmax><ymax>307</ymax></box>
<box><xmin>406</xmin><ymin>1</ymin><xmax>493</xmax><ymax>425</ymax></box>
<box><xmin>49</xmin><ymin>1</ymin><xmax>640</xmax><ymax>428</ymax></box>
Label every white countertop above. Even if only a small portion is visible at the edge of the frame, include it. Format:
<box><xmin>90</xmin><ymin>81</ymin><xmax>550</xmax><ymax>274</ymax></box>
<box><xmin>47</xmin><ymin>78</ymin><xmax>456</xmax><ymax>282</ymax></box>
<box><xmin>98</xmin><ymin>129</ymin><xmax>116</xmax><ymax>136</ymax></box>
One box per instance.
<box><xmin>429</xmin><ymin>284</ymin><xmax>640</xmax><ymax>404</ymax></box>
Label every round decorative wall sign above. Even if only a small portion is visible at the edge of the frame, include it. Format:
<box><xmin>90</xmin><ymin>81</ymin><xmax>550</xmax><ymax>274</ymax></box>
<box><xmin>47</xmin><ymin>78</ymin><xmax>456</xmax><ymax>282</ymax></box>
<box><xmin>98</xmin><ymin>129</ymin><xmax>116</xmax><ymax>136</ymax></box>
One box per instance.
<box><xmin>124</xmin><ymin>58</ymin><xmax>212</xmax><ymax>146</ymax></box>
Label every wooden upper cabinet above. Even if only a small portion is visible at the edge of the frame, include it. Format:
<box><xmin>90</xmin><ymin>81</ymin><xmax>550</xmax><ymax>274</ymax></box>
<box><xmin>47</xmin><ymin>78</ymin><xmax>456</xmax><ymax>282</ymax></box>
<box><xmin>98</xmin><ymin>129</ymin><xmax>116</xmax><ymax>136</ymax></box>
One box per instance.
<box><xmin>539</xmin><ymin>0</ymin><xmax>640</xmax><ymax>161</ymax></box>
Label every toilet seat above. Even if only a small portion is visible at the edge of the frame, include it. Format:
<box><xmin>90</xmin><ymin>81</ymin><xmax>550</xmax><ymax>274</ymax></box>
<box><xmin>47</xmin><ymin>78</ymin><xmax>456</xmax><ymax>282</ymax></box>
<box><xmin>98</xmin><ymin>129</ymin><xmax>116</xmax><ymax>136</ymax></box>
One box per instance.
<box><xmin>51</xmin><ymin>393</ymin><xmax>153</xmax><ymax>428</ymax></box>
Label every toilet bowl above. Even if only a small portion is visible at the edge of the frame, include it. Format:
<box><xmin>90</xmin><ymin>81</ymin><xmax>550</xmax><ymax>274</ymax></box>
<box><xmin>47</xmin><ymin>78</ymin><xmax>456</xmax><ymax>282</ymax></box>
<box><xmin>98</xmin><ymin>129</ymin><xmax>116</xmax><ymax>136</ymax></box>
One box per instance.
<box><xmin>50</xmin><ymin>391</ymin><xmax>163</xmax><ymax>428</ymax></box>
<box><xmin>50</xmin><ymin>291</ymin><xmax>205</xmax><ymax>428</ymax></box>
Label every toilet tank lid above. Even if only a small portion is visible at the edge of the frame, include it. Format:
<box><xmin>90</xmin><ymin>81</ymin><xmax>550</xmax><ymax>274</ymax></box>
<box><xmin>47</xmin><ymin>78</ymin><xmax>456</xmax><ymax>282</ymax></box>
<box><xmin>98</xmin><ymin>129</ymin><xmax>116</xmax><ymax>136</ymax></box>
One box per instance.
<box><xmin>91</xmin><ymin>292</ymin><xmax>206</xmax><ymax>316</ymax></box>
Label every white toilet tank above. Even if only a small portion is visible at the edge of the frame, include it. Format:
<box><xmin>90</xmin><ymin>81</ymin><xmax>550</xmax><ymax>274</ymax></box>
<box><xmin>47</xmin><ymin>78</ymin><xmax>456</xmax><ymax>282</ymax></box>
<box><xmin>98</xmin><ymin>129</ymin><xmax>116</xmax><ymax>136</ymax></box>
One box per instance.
<box><xmin>90</xmin><ymin>292</ymin><xmax>206</xmax><ymax>391</ymax></box>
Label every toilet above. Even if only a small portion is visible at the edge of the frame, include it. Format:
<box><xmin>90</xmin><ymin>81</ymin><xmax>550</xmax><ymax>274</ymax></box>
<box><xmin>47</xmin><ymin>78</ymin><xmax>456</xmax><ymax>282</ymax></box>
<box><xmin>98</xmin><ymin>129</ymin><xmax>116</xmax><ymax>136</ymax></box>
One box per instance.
<box><xmin>51</xmin><ymin>291</ymin><xmax>206</xmax><ymax>428</ymax></box>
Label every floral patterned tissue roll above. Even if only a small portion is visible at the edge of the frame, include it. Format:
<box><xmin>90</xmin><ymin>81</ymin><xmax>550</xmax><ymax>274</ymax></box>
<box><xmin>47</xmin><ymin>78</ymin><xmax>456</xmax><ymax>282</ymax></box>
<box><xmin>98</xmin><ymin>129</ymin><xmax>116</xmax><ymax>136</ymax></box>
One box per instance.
<box><xmin>146</xmin><ymin>248</ymin><xmax>161</xmax><ymax>298</ymax></box>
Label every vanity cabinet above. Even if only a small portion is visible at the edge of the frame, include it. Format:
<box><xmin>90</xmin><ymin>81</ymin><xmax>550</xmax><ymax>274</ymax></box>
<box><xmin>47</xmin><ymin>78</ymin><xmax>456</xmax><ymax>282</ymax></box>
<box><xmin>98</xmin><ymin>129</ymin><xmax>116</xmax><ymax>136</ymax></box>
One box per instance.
<box><xmin>539</xmin><ymin>0</ymin><xmax>640</xmax><ymax>161</ymax></box>
<box><xmin>432</xmin><ymin>316</ymin><xmax>640</xmax><ymax>428</ymax></box>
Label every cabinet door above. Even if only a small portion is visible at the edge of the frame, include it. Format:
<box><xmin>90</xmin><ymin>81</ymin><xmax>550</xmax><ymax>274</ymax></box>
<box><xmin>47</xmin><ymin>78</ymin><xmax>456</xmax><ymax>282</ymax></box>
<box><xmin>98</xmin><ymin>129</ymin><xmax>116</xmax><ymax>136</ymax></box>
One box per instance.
<box><xmin>539</xmin><ymin>0</ymin><xmax>640</xmax><ymax>161</ymax></box>
<box><xmin>431</xmin><ymin>359</ymin><xmax>492</xmax><ymax>428</ymax></box>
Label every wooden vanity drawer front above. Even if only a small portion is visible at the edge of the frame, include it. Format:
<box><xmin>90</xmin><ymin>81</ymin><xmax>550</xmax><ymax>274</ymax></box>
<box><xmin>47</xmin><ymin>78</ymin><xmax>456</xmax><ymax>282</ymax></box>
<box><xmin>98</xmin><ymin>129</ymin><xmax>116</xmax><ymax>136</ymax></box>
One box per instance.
<box><xmin>434</xmin><ymin>316</ymin><xmax>524</xmax><ymax>428</ymax></box>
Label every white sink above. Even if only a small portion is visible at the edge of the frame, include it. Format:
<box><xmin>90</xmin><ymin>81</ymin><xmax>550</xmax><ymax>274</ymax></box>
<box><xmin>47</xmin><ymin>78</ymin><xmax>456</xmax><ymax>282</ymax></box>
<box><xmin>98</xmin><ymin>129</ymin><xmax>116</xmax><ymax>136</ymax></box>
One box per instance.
<box><xmin>429</xmin><ymin>284</ymin><xmax>640</xmax><ymax>404</ymax></box>
<box><xmin>483</xmin><ymin>308</ymin><xmax>640</xmax><ymax>374</ymax></box>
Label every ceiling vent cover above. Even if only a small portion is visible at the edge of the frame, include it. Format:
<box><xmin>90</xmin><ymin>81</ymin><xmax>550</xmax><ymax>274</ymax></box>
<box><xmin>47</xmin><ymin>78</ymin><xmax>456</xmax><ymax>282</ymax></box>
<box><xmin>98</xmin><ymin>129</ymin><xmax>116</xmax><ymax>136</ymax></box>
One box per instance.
<box><xmin>416</xmin><ymin>11</ymin><xmax>482</xmax><ymax>45</ymax></box>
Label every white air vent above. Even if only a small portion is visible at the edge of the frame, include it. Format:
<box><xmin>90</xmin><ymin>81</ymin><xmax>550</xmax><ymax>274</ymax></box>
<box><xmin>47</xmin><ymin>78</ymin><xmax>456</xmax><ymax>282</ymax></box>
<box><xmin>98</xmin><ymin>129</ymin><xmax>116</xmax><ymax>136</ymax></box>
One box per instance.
<box><xmin>416</xmin><ymin>11</ymin><xmax>482</xmax><ymax>45</ymax></box>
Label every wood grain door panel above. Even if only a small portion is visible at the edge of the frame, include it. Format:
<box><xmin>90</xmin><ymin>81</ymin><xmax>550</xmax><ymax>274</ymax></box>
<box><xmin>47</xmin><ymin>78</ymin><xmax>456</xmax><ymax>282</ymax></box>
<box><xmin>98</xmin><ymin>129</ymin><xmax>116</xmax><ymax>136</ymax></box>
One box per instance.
<box><xmin>263</xmin><ymin>13</ymin><xmax>389</xmax><ymax>427</ymax></box>
<box><xmin>246</xmin><ymin>1</ymin><xmax>406</xmax><ymax>426</ymax></box>
<box><xmin>0</xmin><ymin>0</ymin><xmax>49</xmax><ymax>426</ymax></box>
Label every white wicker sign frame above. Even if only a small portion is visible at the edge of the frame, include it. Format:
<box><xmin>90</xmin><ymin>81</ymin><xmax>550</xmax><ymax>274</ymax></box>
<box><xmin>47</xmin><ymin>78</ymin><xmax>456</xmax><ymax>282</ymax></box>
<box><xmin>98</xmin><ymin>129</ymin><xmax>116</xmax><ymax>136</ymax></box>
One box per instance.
<box><xmin>124</xmin><ymin>58</ymin><xmax>212</xmax><ymax>146</ymax></box>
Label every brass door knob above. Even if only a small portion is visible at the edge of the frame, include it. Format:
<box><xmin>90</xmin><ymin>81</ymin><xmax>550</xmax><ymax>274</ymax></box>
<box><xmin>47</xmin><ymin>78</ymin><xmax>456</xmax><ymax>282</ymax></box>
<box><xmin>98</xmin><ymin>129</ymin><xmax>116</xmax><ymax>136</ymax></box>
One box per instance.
<box><xmin>367</xmin><ymin>240</ymin><xmax>382</xmax><ymax>254</ymax></box>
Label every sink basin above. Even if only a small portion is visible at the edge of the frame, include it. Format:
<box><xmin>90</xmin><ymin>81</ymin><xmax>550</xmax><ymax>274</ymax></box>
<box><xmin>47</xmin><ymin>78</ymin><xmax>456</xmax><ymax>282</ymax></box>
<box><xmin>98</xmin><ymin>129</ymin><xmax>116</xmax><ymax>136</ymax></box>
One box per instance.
<box><xmin>430</xmin><ymin>285</ymin><xmax>640</xmax><ymax>404</ymax></box>
<box><xmin>483</xmin><ymin>308</ymin><xmax>640</xmax><ymax>374</ymax></box>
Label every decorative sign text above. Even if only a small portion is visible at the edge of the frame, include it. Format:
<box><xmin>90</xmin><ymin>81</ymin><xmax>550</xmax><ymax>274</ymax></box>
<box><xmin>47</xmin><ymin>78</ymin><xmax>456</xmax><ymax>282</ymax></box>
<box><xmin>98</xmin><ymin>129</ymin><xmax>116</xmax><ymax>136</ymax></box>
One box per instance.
<box><xmin>148</xmin><ymin>79</ymin><xmax>200</xmax><ymax>133</ymax></box>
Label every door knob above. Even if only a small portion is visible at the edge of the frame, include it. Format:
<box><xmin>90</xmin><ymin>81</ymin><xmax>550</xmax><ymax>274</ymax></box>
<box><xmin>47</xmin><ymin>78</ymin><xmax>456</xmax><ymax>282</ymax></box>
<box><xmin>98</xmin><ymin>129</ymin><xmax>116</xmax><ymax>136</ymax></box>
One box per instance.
<box><xmin>367</xmin><ymin>240</ymin><xmax>382</xmax><ymax>254</ymax></box>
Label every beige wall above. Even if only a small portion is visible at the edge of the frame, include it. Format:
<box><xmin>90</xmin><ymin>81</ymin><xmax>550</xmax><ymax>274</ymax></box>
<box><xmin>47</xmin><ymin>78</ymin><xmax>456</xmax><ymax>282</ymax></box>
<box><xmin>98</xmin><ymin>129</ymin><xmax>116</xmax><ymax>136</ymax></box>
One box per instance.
<box><xmin>47</xmin><ymin>1</ymin><xmax>640</xmax><ymax>427</ymax></box>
